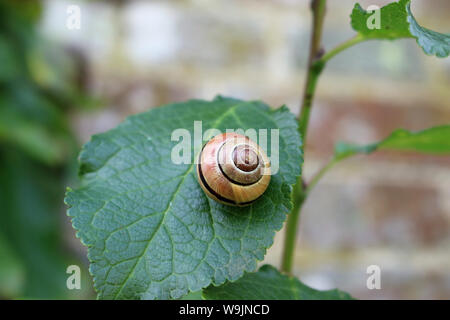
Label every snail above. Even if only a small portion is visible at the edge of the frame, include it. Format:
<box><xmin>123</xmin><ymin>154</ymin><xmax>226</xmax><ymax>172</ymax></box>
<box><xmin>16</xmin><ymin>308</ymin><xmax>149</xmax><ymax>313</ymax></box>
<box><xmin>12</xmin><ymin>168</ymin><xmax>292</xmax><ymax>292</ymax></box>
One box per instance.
<box><xmin>196</xmin><ymin>132</ymin><xmax>271</xmax><ymax>206</ymax></box>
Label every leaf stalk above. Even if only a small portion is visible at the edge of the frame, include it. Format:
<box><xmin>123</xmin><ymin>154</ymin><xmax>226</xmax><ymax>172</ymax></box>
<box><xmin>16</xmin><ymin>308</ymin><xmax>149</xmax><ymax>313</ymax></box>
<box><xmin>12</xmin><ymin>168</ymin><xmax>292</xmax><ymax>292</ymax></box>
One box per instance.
<box><xmin>281</xmin><ymin>0</ymin><xmax>327</xmax><ymax>274</ymax></box>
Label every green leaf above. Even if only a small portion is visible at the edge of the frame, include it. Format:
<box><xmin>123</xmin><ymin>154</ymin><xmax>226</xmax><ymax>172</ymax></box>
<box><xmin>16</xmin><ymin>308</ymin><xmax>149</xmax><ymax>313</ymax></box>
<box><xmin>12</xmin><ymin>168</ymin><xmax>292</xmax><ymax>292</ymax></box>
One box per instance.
<box><xmin>180</xmin><ymin>290</ymin><xmax>203</xmax><ymax>300</ymax></box>
<box><xmin>406</xmin><ymin>3</ymin><xmax>450</xmax><ymax>58</ymax></box>
<box><xmin>350</xmin><ymin>0</ymin><xmax>450</xmax><ymax>58</ymax></box>
<box><xmin>0</xmin><ymin>233</ymin><xmax>25</xmax><ymax>298</ymax></box>
<box><xmin>335</xmin><ymin>125</ymin><xmax>450</xmax><ymax>159</ymax></box>
<box><xmin>65</xmin><ymin>97</ymin><xmax>303</xmax><ymax>300</ymax></box>
<box><xmin>351</xmin><ymin>0</ymin><xmax>412</xmax><ymax>40</ymax></box>
<box><xmin>203</xmin><ymin>265</ymin><xmax>353</xmax><ymax>300</ymax></box>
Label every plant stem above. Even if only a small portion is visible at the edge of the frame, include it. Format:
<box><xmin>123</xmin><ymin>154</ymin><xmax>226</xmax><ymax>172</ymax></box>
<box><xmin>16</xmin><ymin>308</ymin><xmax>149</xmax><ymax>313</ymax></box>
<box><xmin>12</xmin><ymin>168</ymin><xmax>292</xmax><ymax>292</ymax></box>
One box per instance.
<box><xmin>299</xmin><ymin>34</ymin><xmax>366</xmax><ymax>142</ymax></box>
<box><xmin>319</xmin><ymin>34</ymin><xmax>365</xmax><ymax>64</ymax></box>
<box><xmin>281</xmin><ymin>0</ymin><xmax>327</xmax><ymax>274</ymax></box>
<box><xmin>281</xmin><ymin>180</ymin><xmax>306</xmax><ymax>273</ymax></box>
<box><xmin>281</xmin><ymin>2</ymin><xmax>368</xmax><ymax>274</ymax></box>
<box><xmin>297</xmin><ymin>0</ymin><xmax>327</xmax><ymax>143</ymax></box>
<box><xmin>306</xmin><ymin>157</ymin><xmax>338</xmax><ymax>194</ymax></box>
<box><xmin>299</xmin><ymin>36</ymin><xmax>366</xmax><ymax>197</ymax></box>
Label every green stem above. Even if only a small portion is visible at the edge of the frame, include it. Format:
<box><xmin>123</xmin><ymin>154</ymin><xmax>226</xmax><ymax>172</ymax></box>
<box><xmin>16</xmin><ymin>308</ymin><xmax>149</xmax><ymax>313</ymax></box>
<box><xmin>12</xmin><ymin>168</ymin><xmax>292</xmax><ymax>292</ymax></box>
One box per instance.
<box><xmin>299</xmin><ymin>36</ymin><xmax>366</xmax><ymax>196</ymax></box>
<box><xmin>281</xmin><ymin>3</ymin><xmax>367</xmax><ymax>274</ymax></box>
<box><xmin>306</xmin><ymin>157</ymin><xmax>337</xmax><ymax>194</ymax></box>
<box><xmin>281</xmin><ymin>0</ymin><xmax>327</xmax><ymax>274</ymax></box>
<box><xmin>319</xmin><ymin>34</ymin><xmax>365</xmax><ymax>64</ymax></box>
<box><xmin>297</xmin><ymin>0</ymin><xmax>327</xmax><ymax>143</ymax></box>
<box><xmin>299</xmin><ymin>35</ymin><xmax>366</xmax><ymax>143</ymax></box>
<box><xmin>281</xmin><ymin>181</ymin><xmax>306</xmax><ymax>273</ymax></box>
<box><xmin>307</xmin><ymin>158</ymin><xmax>338</xmax><ymax>194</ymax></box>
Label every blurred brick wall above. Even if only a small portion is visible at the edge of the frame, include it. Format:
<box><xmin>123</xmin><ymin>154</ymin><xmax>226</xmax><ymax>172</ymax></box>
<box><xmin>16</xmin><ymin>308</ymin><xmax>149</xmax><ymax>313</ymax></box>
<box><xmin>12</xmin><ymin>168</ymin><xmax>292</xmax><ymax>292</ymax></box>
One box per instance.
<box><xmin>41</xmin><ymin>0</ymin><xmax>450</xmax><ymax>299</ymax></box>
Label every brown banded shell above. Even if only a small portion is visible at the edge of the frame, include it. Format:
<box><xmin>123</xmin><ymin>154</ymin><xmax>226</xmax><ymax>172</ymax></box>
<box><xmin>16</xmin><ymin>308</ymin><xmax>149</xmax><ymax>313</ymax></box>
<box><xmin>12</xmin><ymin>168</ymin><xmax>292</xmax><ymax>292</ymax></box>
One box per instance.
<box><xmin>196</xmin><ymin>132</ymin><xmax>271</xmax><ymax>206</ymax></box>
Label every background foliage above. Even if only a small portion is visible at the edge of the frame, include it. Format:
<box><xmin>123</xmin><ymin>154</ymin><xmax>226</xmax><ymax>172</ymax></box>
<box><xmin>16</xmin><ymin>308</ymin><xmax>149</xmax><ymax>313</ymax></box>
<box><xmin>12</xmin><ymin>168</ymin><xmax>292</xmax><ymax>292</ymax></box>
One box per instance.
<box><xmin>0</xmin><ymin>0</ymin><xmax>93</xmax><ymax>299</ymax></box>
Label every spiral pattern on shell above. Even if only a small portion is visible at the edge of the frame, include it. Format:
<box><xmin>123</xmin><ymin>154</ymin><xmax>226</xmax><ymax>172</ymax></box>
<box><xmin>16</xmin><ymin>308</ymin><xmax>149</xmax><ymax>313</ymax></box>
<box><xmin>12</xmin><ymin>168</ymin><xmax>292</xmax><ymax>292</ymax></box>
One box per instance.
<box><xmin>197</xmin><ymin>133</ymin><xmax>271</xmax><ymax>206</ymax></box>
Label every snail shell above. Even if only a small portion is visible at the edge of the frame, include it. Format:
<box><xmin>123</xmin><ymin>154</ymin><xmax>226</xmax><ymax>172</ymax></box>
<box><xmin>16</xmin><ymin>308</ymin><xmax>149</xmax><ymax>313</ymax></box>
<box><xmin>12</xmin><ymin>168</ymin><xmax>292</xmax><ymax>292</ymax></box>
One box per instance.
<box><xmin>197</xmin><ymin>133</ymin><xmax>271</xmax><ymax>206</ymax></box>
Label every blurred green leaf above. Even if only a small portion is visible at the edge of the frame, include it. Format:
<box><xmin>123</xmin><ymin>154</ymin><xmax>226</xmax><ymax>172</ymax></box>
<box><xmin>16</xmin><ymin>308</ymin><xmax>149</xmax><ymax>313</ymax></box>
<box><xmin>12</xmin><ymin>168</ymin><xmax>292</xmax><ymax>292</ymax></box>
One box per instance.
<box><xmin>203</xmin><ymin>265</ymin><xmax>353</xmax><ymax>300</ymax></box>
<box><xmin>0</xmin><ymin>108</ymin><xmax>69</xmax><ymax>165</ymax></box>
<box><xmin>0</xmin><ymin>233</ymin><xmax>25</xmax><ymax>298</ymax></box>
<box><xmin>0</xmin><ymin>35</ymin><xmax>21</xmax><ymax>81</ymax></box>
<box><xmin>0</xmin><ymin>150</ymin><xmax>95</xmax><ymax>299</ymax></box>
<box><xmin>0</xmin><ymin>151</ymin><xmax>69</xmax><ymax>298</ymax></box>
<box><xmin>2</xmin><ymin>0</ymin><xmax>42</xmax><ymax>24</ymax></box>
<box><xmin>0</xmin><ymin>0</ymin><xmax>95</xmax><ymax>300</ymax></box>
<box><xmin>335</xmin><ymin>125</ymin><xmax>450</xmax><ymax>159</ymax></box>
<box><xmin>351</xmin><ymin>0</ymin><xmax>450</xmax><ymax>57</ymax></box>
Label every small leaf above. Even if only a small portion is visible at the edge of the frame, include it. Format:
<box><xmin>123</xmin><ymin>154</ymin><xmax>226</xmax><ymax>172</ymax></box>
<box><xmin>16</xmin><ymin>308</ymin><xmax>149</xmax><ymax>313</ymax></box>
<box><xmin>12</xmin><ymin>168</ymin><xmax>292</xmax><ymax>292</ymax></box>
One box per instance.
<box><xmin>351</xmin><ymin>0</ymin><xmax>412</xmax><ymax>40</ymax></box>
<box><xmin>406</xmin><ymin>3</ymin><xmax>450</xmax><ymax>58</ymax></box>
<box><xmin>335</xmin><ymin>125</ymin><xmax>450</xmax><ymax>159</ymax></box>
<box><xmin>65</xmin><ymin>97</ymin><xmax>303</xmax><ymax>300</ymax></box>
<box><xmin>203</xmin><ymin>265</ymin><xmax>353</xmax><ymax>300</ymax></box>
<box><xmin>350</xmin><ymin>0</ymin><xmax>450</xmax><ymax>58</ymax></box>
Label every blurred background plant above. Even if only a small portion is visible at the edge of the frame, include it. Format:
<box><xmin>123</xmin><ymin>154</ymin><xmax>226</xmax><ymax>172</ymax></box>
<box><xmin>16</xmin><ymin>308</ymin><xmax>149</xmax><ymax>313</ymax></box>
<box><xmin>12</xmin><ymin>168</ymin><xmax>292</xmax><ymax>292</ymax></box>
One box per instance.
<box><xmin>0</xmin><ymin>0</ymin><xmax>94</xmax><ymax>299</ymax></box>
<box><xmin>0</xmin><ymin>0</ymin><xmax>449</xmax><ymax>299</ymax></box>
